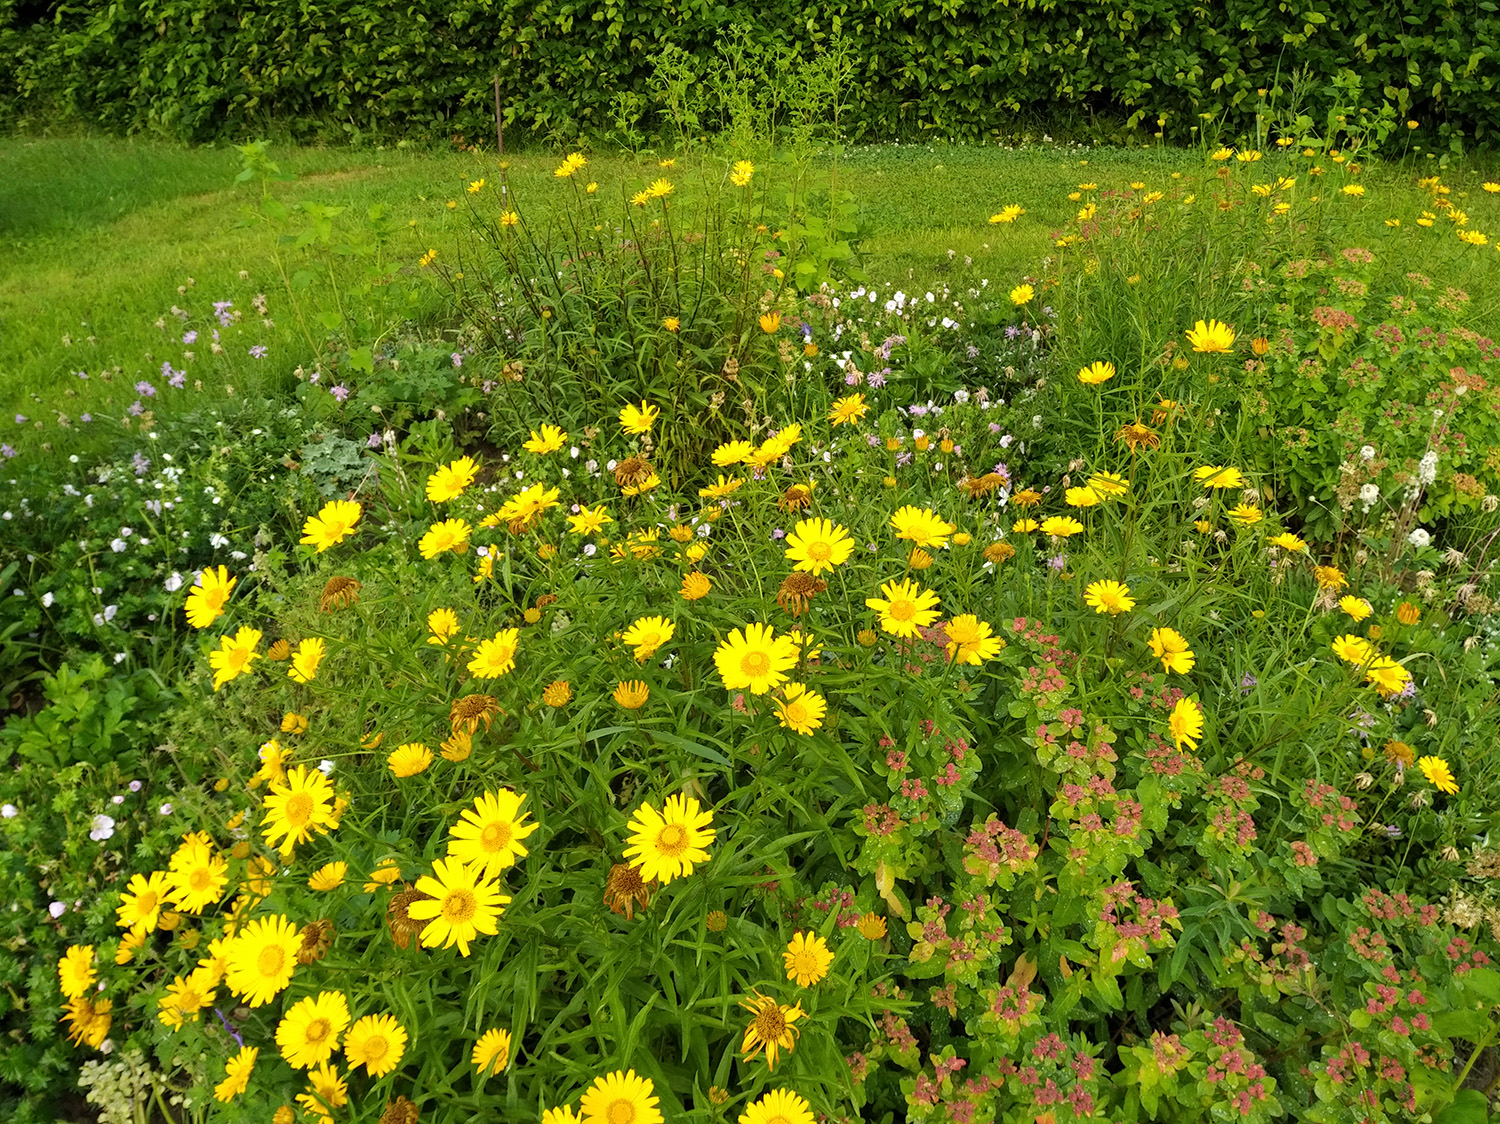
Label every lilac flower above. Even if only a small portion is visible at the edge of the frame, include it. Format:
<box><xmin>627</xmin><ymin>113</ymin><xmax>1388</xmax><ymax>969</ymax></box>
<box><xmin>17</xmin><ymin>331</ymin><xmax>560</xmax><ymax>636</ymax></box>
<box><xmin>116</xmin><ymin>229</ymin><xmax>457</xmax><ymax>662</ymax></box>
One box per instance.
<box><xmin>214</xmin><ymin>1009</ymin><xmax>244</xmax><ymax>1048</ymax></box>
<box><xmin>1005</xmin><ymin>325</ymin><xmax>1022</xmax><ymax>340</ymax></box>
<box><xmin>799</xmin><ymin>322</ymin><xmax>813</xmax><ymax>341</ymax></box>
<box><xmin>1240</xmin><ymin>673</ymin><xmax>1258</xmax><ymax>695</ymax></box>
<box><xmin>1</xmin><ymin>445</ymin><xmax>14</xmax><ymax>459</ymax></box>
<box><xmin>79</xmin><ymin>414</ymin><xmax>91</xmax><ymax>423</ymax></box>
<box><xmin>865</xmin><ymin>434</ymin><xmax>881</xmax><ymax>448</ymax></box>
<box><xmin>481</xmin><ymin>379</ymin><xmax>497</xmax><ymax>393</ymax></box>
<box><xmin>907</xmin><ymin>404</ymin><xmax>929</xmax><ymax>418</ymax></box>
<box><xmin>368</xmin><ymin>432</ymin><xmax>383</xmax><ymax>449</ymax></box>
<box><xmin>966</xmin><ymin>345</ymin><xmax>980</xmax><ymax>359</ymax></box>
<box><xmin>75</xmin><ymin>371</ymin><xmax>89</xmax><ymax>380</ymax></box>
<box><xmin>183</xmin><ymin>330</ymin><xmax>198</xmax><ymax>344</ymax></box>
<box><xmin>169</xmin><ymin>369</ymin><xmax>185</xmax><ymax>388</ymax></box>
<box><xmin>213</xmin><ymin>300</ymin><xmax>234</xmax><ymax>326</ymax></box>
<box><xmin>159</xmin><ymin>803</ymin><xmax>173</xmax><ymax>815</ymax></box>
<box><xmin>771</xmin><ymin>529</ymin><xmax>786</xmax><ymax>540</ymax></box>
<box><xmin>127</xmin><ymin>400</ymin><xmax>144</xmax><ymax>416</ymax></box>
<box><xmin>128</xmin><ymin>780</ymin><xmax>142</xmax><ymax>792</ymax></box>
<box><xmin>451</xmin><ymin>353</ymin><xmax>464</xmax><ymax>367</ymax></box>
<box><xmin>145</xmin><ymin>499</ymin><xmax>163</xmax><ymax>515</ymax></box>
<box><xmin>134</xmin><ymin>381</ymin><xmax>156</xmax><ymax>398</ymax></box>
<box><xmin>14</xmin><ymin>414</ymin><xmax>25</xmax><ymax>424</ymax></box>
<box><xmin>132</xmin><ymin>452</ymin><xmax>150</xmax><ymax>475</ymax></box>
<box><xmin>1382</xmin><ymin>824</ymin><xmax>1403</xmax><ymax>839</ymax></box>
<box><xmin>991</xmin><ymin>463</ymin><xmax>1011</xmax><ymax>486</ymax></box>
<box><xmin>248</xmin><ymin>345</ymin><xmax>268</xmax><ymax>359</ymax></box>
<box><xmin>989</xmin><ymin>422</ymin><xmax>1002</xmax><ymax>434</ymax></box>
<box><xmin>844</xmin><ymin>372</ymin><xmax>860</xmax><ymax>386</ymax></box>
<box><xmin>308</xmin><ymin>371</ymin><xmax>321</xmax><ymax>385</ymax></box>
<box><xmin>1398</xmin><ymin>679</ymin><xmax>1416</xmax><ymax>700</ymax></box>
<box><xmin>1048</xmin><ymin>553</ymin><xmax>1068</xmax><ymax>571</ymax></box>
<box><xmin>896</xmin><ymin>451</ymin><xmax>913</xmax><ymax>468</ymax></box>
<box><xmin>330</xmin><ymin>385</ymin><xmax>350</xmax><ymax>403</ymax></box>
<box><xmin>49</xmin><ymin>901</ymin><xmax>66</xmax><ymax>919</ymax></box>
<box><xmin>867</xmin><ymin>371</ymin><xmax>887</xmax><ymax>388</ymax></box>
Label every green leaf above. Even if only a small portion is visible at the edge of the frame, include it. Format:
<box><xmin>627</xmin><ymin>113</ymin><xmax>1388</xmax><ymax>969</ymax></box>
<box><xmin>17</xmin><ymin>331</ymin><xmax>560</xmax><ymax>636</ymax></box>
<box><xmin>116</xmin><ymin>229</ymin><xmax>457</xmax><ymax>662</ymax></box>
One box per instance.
<box><xmin>1434</xmin><ymin>1089</ymin><xmax>1489</xmax><ymax>1124</ymax></box>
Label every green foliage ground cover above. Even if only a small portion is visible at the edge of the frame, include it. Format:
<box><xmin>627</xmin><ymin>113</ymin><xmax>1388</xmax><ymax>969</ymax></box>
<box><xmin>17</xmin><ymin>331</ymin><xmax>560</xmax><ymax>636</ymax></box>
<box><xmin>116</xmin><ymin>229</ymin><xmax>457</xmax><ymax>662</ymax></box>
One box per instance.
<box><xmin>3</xmin><ymin>132</ymin><xmax>1500</xmax><ymax>1124</ymax></box>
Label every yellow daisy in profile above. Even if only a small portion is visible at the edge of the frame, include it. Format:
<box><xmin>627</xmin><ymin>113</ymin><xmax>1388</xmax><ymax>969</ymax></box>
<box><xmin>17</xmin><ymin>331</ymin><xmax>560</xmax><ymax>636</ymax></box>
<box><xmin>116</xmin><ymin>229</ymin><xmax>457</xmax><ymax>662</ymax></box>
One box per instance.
<box><xmin>1040</xmin><ymin>515</ymin><xmax>1084</xmax><ymax>538</ymax></box>
<box><xmin>223</xmin><ymin>915</ymin><xmax>301</xmax><ymax>1007</ymax></box>
<box><xmin>1268</xmin><ymin>531</ymin><xmax>1308</xmax><ymax>553</ymax></box>
<box><xmin>522</xmin><ymin>425</ymin><xmax>567</xmax><ymax>454</ymax></box>
<box><xmin>714</xmin><ymin>622</ymin><xmax>800</xmax><ymax>695</ymax></box>
<box><xmin>544</xmin><ymin>1107</ymin><xmax>583</xmax><ymax>1124</ymax></box>
<box><xmin>1419</xmin><ymin>755</ymin><xmax>1458</xmax><ymax>795</ymax></box>
<box><xmin>419</xmin><ymin>518</ymin><xmax>474</xmax><ymax>559</ymax></box>
<box><xmin>184</xmin><ymin>565</ymin><xmax>236</xmax><ymax>629</ymax></box>
<box><xmin>613</xmin><ymin>680</ymin><xmax>650</xmax><ymax>710</ymax></box>
<box><xmin>1193</xmin><ymin>465</ymin><xmax>1245</xmax><ymax>489</ymax></box>
<box><xmin>774</xmin><ymin>683</ymin><xmax>827</xmax><ymax>736</ymax></box>
<box><xmin>1168</xmin><ymin>697</ymin><xmax>1204</xmax><ymax>750</ymax></box>
<box><xmin>943</xmin><ymin>615</ymin><xmax>1004</xmax><ymax>665</ymax></box>
<box><xmin>1331</xmin><ymin>634</ymin><xmax>1374</xmax><ymax>665</ymax></box>
<box><xmin>1227</xmin><ymin>503</ymin><xmax>1263</xmax><ymax>526</ymax></box>
<box><xmin>208</xmin><ymin>626</ymin><xmax>262</xmax><ymax>690</ymax></box>
<box><xmin>58</xmin><ymin>946</ymin><xmax>97</xmax><ymax>1000</ymax></box>
<box><xmin>713</xmin><ymin>440</ymin><xmax>754</xmax><ymax>466</ymax></box>
<box><xmin>213</xmin><ymin>1046</ymin><xmax>256</xmax><ymax>1102</ymax></box>
<box><xmin>619</xmin><ymin>401</ymin><xmax>660</xmax><ymax>435</ymax></box>
<box><xmin>426</xmin><ymin>456</ymin><xmax>480</xmax><ymax>503</ymax></box>
<box><xmin>622</xmin><ymin>615</ymin><xmax>676</xmax><ymax>661</ymax></box>
<box><xmin>580</xmin><ymin>1070</ymin><xmax>663</xmax><ymax>1124</ymax></box>
<box><xmin>446</xmin><ymin>789</ymin><xmax>540</xmax><ymax>878</ymax></box>
<box><xmin>625</xmin><ymin>793</ymin><xmax>715</xmax><ymax>884</ymax></box>
<box><xmin>989</xmin><ymin>204</ymin><xmax>1025</xmax><ymax>223</ymax></box>
<box><xmin>828</xmin><ymin>393</ymin><xmax>868</xmax><ymax>426</ymax></box>
<box><xmin>276</xmin><ymin>991</ymin><xmax>351</xmax><ymax>1070</ymax></box>
<box><xmin>472</xmin><ymin>1028</ymin><xmax>513</xmax><ymax>1076</ymax></box>
<box><xmin>261</xmin><ymin>763</ymin><xmax>337</xmax><ymax>857</ymax></box>
<box><xmin>467</xmin><ymin>628</ymin><xmax>520</xmax><ymax>679</ymax></box>
<box><xmin>427</xmin><ymin>608</ymin><xmax>461</xmax><ymax>645</ymax></box>
<box><xmin>301</xmin><ymin>499</ymin><xmax>363</xmax><ymax>552</ymax></box>
<box><xmin>739</xmin><ymin>1089</ymin><xmax>815</xmax><ymax>1124</ymax></box>
<box><xmin>1148</xmin><ymin>627</ymin><xmax>1195</xmax><ymax>673</ymax></box>
<box><xmin>1012</xmin><ymin>518</ymin><xmax>1039</xmax><ymax>533</ymax></box>
<box><xmin>866</xmin><ymin>579</ymin><xmax>941</xmax><ymax>639</ymax></box>
<box><xmin>1066</xmin><ymin>486</ymin><xmax>1102</xmax><ymax>508</ymax></box>
<box><xmin>388</xmin><ymin>743</ymin><xmax>434</xmax><ymax>778</ymax></box>
<box><xmin>1086</xmin><ymin>471</ymin><xmax>1130</xmax><ymax>498</ymax></box>
<box><xmin>1185</xmin><ymin>318</ymin><xmax>1236</xmax><ymax>353</ymax></box>
<box><xmin>784</xmin><ymin>518</ymin><xmax>854</xmax><ymax>575</ymax></box>
<box><xmin>407</xmin><ymin>857</ymin><xmax>510</xmax><ymax>956</ymax></box>
<box><xmin>1339</xmin><ymin>596</ymin><xmax>1373</xmax><ymax>622</ymax></box>
<box><xmin>307</xmin><ymin>862</ymin><xmax>347</xmax><ymax>892</ymax></box>
<box><xmin>1077</xmin><ymin>361</ymin><xmax>1116</xmax><ymax>385</ymax></box>
<box><xmin>680</xmin><ymin>572</ymin><xmax>712</xmax><ymax>600</ymax></box>
<box><xmin>1084</xmin><ymin>580</ymin><xmax>1135</xmax><ymax>615</ymax></box>
<box><xmin>890</xmin><ymin>505</ymin><xmax>955</xmax><ymax>548</ymax></box>
<box><xmin>783</xmin><ymin>931</ymin><xmax>834</xmax><ymax>986</ymax></box>
<box><xmin>116</xmin><ymin>870</ymin><xmax>170</xmax><ymax>933</ymax></box>
<box><xmin>343</xmin><ymin>1014</ymin><xmax>407</xmax><ymax>1077</ymax></box>
<box><xmin>740</xmin><ymin>991</ymin><xmax>805</xmax><ymax>1071</ymax></box>
<box><xmin>287</xmin><ymin>637</ymin><xmax>326</xmax><ymax>684</ymax></box>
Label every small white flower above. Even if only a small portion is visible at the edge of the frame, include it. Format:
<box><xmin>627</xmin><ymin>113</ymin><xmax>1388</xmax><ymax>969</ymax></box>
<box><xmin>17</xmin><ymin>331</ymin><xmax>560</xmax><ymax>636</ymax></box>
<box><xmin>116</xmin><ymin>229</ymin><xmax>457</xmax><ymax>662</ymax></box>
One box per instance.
<box><xmin>318</xmin><ymin>760</ymin><xmax>335</xmax><ymax>776</ymax></box>
<box><xmin>1359</xmin><ymin>483</ymin><xmax>1380</xmax><ymax>509</ymax></box>
<box><xmin>1360</xmin><ymin>445</ymin><xmax>1376</xmax><ymax>461</ymax></box>
<box><xmin>158</xmin><ymin>803</ymin><xmax>173</xmax><ymax>815</ymax></box>
<box><xmin>210</xmin><ymin>532</ymin><xmax>230</xmax><ymax>548</ymax></box>
<box><xmin>953</xmin><ymin>389</ymin><xmax>970</xmax><ymax>405</ymax></box>
<box><xmin>49</xmin><ymin>901</ymin><xmax>67</xmax><ymax>918</ymax></box>
<box><xmin>163</xmin><ymin>572</ymin><xmax>184</xmax><ymax>592</ymax></box>
<box><xmin>109</xmin><ymin>538</ymin><xmax>127</xmax><ymax>552</ymax></box>
<box><xmin>0</xmin><ymin>803</ymin><xmax>16</xmax><ymax>818</ymax></box>
<box><xmin>1417</xmin><ymin>450</ymin><xmax>1438</xmax><ymax>486</ymax></box>
<box><xmin>89</xmin><ymin>814</ymin><xmax>116</xmax><ymax>841</ymax></box>
<box><xmin>103</xmin><ymin>605</ymin><xmax>117</xmax><ymax>622</ymax></box>
<box><xmin>111</xmin><ymin>794</ymin><xmax>124</xmax><ymax>805</ymax></box>
<box><xmin>1408</xmin><ymin>528</ymin><xmax>1431</xmax><ymax>549</ymax></box>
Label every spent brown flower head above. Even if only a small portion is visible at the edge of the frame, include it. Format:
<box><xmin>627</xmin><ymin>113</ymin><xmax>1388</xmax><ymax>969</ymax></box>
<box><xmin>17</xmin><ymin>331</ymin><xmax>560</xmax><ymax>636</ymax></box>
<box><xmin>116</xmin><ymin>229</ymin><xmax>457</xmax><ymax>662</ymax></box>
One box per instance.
<box><xmin>297</xmin><ymin>919</ymin><xmax>336</xmax><ymax>965</ymax></box>
<box><xmin>603</xmin><ymin>863</ymin><xmax>655</xmax><ymax>920</ymax></box>
<box><xmin>776</xmin><ymin>572</ymin><xmax>826</xmax><ymax>617</ymax></box>
<box><xmin>450</xmin><ymin>694</ymin><xmax>503</xmax><ymax>735</ymax></box>
<box><xmin>387</xmin><ymin>886</ymin><xmax>435</xmax><ymax>949</ymax></box>
<box><xmin>320</xmin><ymin>576</ymin><xmax>362</xmax><ymax>611</ymax></box>
<box><xmin>614</xmin><ymin>456</ymin><xmax>654</xmax><ymax>489</ymax></box>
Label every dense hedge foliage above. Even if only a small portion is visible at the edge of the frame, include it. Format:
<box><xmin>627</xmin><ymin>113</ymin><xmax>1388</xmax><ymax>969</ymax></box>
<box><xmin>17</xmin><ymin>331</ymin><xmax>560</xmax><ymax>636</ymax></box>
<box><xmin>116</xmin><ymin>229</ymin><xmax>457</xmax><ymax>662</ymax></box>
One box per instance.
<box><xmin>2</xmin><ymin>0</ymin><xmax>1498</xmax><ymax>147</ymax></box>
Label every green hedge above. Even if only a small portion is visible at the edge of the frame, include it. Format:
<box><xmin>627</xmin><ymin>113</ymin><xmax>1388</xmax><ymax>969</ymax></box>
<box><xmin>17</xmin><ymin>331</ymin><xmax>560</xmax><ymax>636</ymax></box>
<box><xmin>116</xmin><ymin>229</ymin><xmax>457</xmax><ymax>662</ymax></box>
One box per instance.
<box><xmin>2</xmin><ymin>0</ymin><xmax>1497</xmax><ymax>147</ymax></box>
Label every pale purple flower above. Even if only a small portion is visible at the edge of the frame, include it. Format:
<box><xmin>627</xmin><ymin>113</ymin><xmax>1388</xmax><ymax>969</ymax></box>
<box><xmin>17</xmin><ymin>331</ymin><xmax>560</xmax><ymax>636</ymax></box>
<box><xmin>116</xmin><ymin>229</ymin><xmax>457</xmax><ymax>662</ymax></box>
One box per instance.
<box><xmin>989</xmin><ymin>422</ymin><xmax>1002</xmax><ymax>434</ymax></box>
<box><xmin>158</xmin><ymin>803</ymin><xmax>173</xmax><ymax>815</ymax></box>
<box><xmin>907</xmin><ymin>404</ymin><xmax>929</xmax><ymax>418</ymax></box>
<box><xmin>368</xmin><ymin>432</ymin><xmax>383</xmax><ymax>449</ymax></box>
<box><xmin>79</xmin><ymin>414</ymin><xmax>91</xmax><ymax>423</ymax></box>
<box><xmin>127</xmin><ymin>400</ymin><xmax>144</xmax><ymax>416</ymax></box>
<box><xmin>1382</xmin><ymin>824</ymin><xmax>1403</xmax><ymax>839</ymax></box>
<box><xmin>14</xmin><ymin>414</ymin><xmax>25</xmax><ymax>424</ymax></box>
<box><xmin>1240</xmin><ymin>673</ymin><xmax>1258</xmax><ymax>695</ymax></box>
<box><xmin>49</xmin><ymin>901</ymin><xmax>66</xmax><ymax>919</ymax></box>
<box><xmin>867</xmin><ymin>371</ymin><xmax>887</xmax><ymax>388</ymax></box>
<box><xmin>248</xmin><ymin>345</ymin><xmax>267</xmax><ymax>359</ymax></box>
<box><xmin>330</xmin><ymin>385</ymin><xmax>350</xmax><ymax>402</ymax></box>
<box><xmin>1048</xmin><ymin>553</ymin><xmax>1067</xmax><ymax>571</ymax></box>
<box><xmin>75</xmin><ymin>370</ymin><xmax>89</xmax><ymax>380</ymax></box>
<box><xmin>128</xmin><ymin>780</ymin><xmax>142</xmax><ymax>792</ymax></box>
<box><xmin>451</xmin><ymin>353</ymin><xmax>464</xmax><ymax>367</ymax></box>
<box><xmin>213</xmin><ymin>300</ymin><xmax>234</xmax><ymax>326</ymax></box>
<box><xmin>111</xmin><ymin>794</ymin><xmax>125</xmax><ymax>805</ymax></box>
<box><xmin>966</xmin><ymin>345</ymin><xmax>979</xmax><ymax>359</ymax></box>
<box><xmin>896</xmin><ymin>451</ymin><xmax>913</xmax><ymax>468</ymax></box>
<box><xmin>1</xmin><ymin>445</ymin><xmax>14</xmax><ymax>458</ymax></box>
<box><xmin>134</xmin><ymin>381</ymin><xmax>156</xmax><ymax>398</ymax></box>
<box><xmin>1005</xmin><ymin>325</ymin><xmax>1021</xmax><ymax>340</ymax></box>
<box><xmin>771</xmin><ymin>529</ymin><xmax>785</xmax><ymax>540</ymax></box>
<box><xmin>183</xmin><ymin>330</ymin><xmax>198</xmax><ymax>344</ymax></box>
<box><xmin>844</xmin><ymin>372</ymin><xmax>860</xmax><ymax>386</ymax></box>
<box><xmin>132</xmin><ymin>452</ymin><xmax>150</xmax><ymax>475</ymax></box>
<box><xmin>308</xmin><ymin>371</ymin><xmax>320</xmax><ymax>385</ymax></box>
<box><xmin>866</xmin><ymin>434</ymin><xmax>881</xmax><ymax>447</ymax></box>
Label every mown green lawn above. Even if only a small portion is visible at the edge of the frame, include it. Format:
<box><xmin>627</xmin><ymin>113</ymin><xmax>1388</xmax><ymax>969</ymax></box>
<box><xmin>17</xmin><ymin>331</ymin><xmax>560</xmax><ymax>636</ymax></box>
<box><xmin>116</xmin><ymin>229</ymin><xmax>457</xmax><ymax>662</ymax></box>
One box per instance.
<box><xmin>2</xmin><ymin>136</ymin><xmax>1498</xmax><ymax>448</ymax></box>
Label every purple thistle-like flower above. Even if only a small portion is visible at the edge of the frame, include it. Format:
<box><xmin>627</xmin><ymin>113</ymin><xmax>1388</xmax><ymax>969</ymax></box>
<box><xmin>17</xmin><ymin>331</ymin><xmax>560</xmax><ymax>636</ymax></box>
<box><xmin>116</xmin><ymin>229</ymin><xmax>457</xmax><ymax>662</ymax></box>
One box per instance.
<box><xmin>867</xmin><ymin>371</ymin><xmax>887</xmax><ymax>388</ymax></box>
<box><xmin>907</xmin><ymin>404</ymin><xmax>929</xmax><ymax>418</ymax></box>
<box><xmin>330</xmin><ymin>385</ymin><xmax>350</xmax><ymax>403</ymax></box>
<box><xmin>771</xmin><ymin>528</ymin><xmax>785</xmax><ymax>540</ymax></box>
<box><xmin>896</xmin><ymin>451</ymin><xmax>913</xmax><ymax>468</ymax></box>
<box><xmin>966</xmin><ymin>344</ymin><xmax>980</xmax><ymax>359</ymax></box>
<box><xmin>132</xmin><ymin>452</ymin><xmax>151</xmax><ymax>475</ymax></box>
<box><xmin>308</xmin><ymin>371</ymin><xmax>320</xmax><ymax>385</ymax></box>
<box><xmin>14</xmin><ymin>414</ymin><xmax>26</xmax><ymax>424</ymax></box>
<box><xmin>865</xmin><ymin>434</ymin><xmax>881</xmax><ymax>448</ymax></box>
<box><xmin>451</xmin><ymin>353</ymin><xmax>464</xmax><ymax>367</ymax></box>
<box><xmin>844</xmin><ymin>371</ymin><xmax>860</xmax><ymax>386</ymax></box>
<box><xmin>1240</xmin><ymin>672</ymin><xmax>1258</xmax><ymax>695</ymax></box>
<box><xmin>1048</xmin><ymin>553</ymin><xmax>1067</xmax><ymax>571</ymax></box>
<box><xmin>75</xmin><ymin>370</ymin><xmax>89</xmax><ymax>380</ymax></box>
<box><xmin>169</xmin><ymin>370</ymin><xmax>186</xmax><ymax>388</ymax></box>
<box><xmin>183</xmin><ymin>330</ymin><xmax>197</xmax><ymax>344</ymax></box>
<box><xmin>1005</xmin><ymin>325</ymin><xmax>1021</xmax><ymax>340</ymax></box>
<box><xmin>127</xmin><ymin>400</ymin><xmax>144</xmax><ymax>416</ymax></box>
<box><xmin>367</xmin><ymin>431</ymin><xmax>383</xmax><ymax>449</ymax></box>
<box><xmin>1</xmin><ymin>444</ymin><xmax>15</xmax><ymax>458</ymax></box>
<box><xmin>248</xmin><ymin>345</ymin><xmax>268</xmax><ymax>359</ymax></box>
<box><xmin>135</xmin><ymin>381</ymin><xmax>156</xmax><ymax>398</ymax></box>
<box><xmin>80</xmin><ymin>413</ymin><xmax>92</xmax><ymax>423</ymax></box>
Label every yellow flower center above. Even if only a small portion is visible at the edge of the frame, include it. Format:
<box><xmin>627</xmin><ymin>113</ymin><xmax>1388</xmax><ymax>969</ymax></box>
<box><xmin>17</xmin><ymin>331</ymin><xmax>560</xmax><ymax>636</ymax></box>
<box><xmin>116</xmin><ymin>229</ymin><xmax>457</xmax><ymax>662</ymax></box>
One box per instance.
<box><xmin>656</xmin><ymin>824</ymin><xmax>689</xmax><ymax>856</ymax></box>
<box><xmin>136</xmin><ymin>891</ymin><xmax>159</xmax><ymax>915</ymax></box>
<box><xmin>754</xmin><ymin>1004</ymin><xmax>787</xmax><ymax>1040</ymax></box>
<box><xmin>607</xmin><ymin>1099</ymin><xmax>636</xmax><ymax>1124</ymax></box>
<box><xmin>442</xmin><ymin>889</ymin><xmax>477</xmax><ymax>924</ymax></box>
<box><xmin>740</xmin><ymin>650</ymin><xmax>771</xmax><ymax>678</ymax></box>
<box><xmin>362</xmin><ymin>1036</ymin><xmax>388</xmax><ymax>1062</ymax></box>
<box><xmin>481</xmin><ymin>822</ymin><xmax>513</xmax><ymax>852</ymax></box>
<box><xmin>257</xmin><ymin>944</ymin><xmax>286</xmax><ymax>977</ymax></box>
<box><xmin>806</xmin><ymin>540</ymin><xmax>832</xmax><ymax>561</ymax></box>
<box><xmin>304</xmin><ymin>1017</ymin><xmax>332</xmax><ymax>1046</ymax></box>
<box><xmin>889</xmin><ymin>599</ymin><xmax>915</xmax><ymax>622</ymax></box>
<box><xmin>206</xmin><ymin>588</ymin><xmax>228</xmax><ymax>611</ymax></box>
<box><xmin>227</xmin><ymin>648</ymin><xmax>251</xmax><ymax>671</ymax></box>
<box><xmin>783</xmin><ymin>702</ymin><xmax>808</xmax><ymax>726</ymax></box>
<box><xmin>283</xmin><ymin>792</ymin><xmax>315</xmax><ymax>827</ymax></box>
